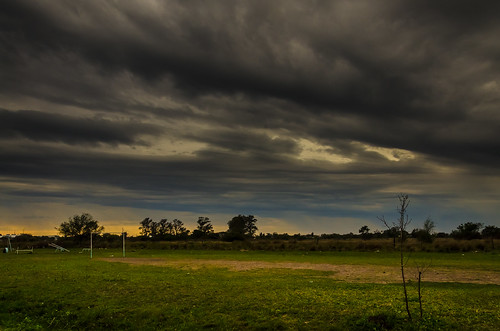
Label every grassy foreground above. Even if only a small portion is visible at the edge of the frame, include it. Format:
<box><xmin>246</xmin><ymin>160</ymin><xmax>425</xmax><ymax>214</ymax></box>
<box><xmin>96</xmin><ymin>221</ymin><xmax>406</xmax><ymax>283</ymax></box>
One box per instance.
<box><xmin>1</xmin><ymin>249</ymin><xmax>499</xmax><ymax>330</ymax></box>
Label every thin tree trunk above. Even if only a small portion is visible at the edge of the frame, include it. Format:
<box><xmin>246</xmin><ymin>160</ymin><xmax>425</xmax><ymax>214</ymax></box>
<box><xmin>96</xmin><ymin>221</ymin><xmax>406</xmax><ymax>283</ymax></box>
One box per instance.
<box><xmin>401</xmin><ymin>229</ymin><xmax>412</xmax><ymax>321</ymax></box>
<box><xmin>379</xmin><ymin>194</ymin><xmax>413</xmax><ymax>323</ymax></box>
<box><xmin>418</xmin><ymin>271</ymin><xmax>423</xmax><ymax>319</ymax></box>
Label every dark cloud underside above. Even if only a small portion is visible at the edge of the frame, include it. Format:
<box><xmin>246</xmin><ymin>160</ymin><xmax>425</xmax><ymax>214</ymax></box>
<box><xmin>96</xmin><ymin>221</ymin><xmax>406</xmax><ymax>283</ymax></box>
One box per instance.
<box><xmin>1</xmin><ymin>1</ymin><xmax>499</xmax><ymax>232</ymax></box>
<box><xmin>0</xmin><ymin>109</ymin><xmax>162</xmax><ymax>145</ymax></box>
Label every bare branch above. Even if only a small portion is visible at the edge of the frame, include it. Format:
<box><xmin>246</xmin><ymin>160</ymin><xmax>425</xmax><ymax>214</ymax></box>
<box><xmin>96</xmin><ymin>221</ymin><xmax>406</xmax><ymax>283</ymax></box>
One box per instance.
<box><xmin>377</xmin><ymin>215</ymin><xmax>390</xmax><ymax>230</ymax></box>
<box><xmin>404</xmin><ymin>252</ymin><xmax>412</xmax><ymax>267</ymax></box>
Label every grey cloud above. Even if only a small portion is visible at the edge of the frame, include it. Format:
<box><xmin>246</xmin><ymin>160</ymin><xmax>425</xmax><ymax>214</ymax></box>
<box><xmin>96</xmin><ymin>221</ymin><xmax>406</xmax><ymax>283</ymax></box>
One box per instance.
<box><xmin>2</xmin><ymin>1</ymin><xmax>496</xmax><ymax>117</ymax></box>
<box><xmin>405</xmin><ymin>1</ymin><xmax>500</xmax><ymax>29</ymax></box>
<box><xmin>1</xmin><ymin>1</ymin><xmax>499</xmax><ymax>232</ymax></box>
<box><xmin>185</xmin><ymin>130</ymin><xmax>300</xmax><ymax>156</ymax></box>
<box><xmin>0</xmin><ymin>1</ymin><xmax>423</xmax><ymax>116</ymax></box>
<box><xmin>0</xmin><ymin>109</ymin><xmax>163</xmax><ymax>146</ymax></box>
<box><xmin>0</xmin><ymin>140</ymin><xmax>431</xmax><ymax>199</ymax></box>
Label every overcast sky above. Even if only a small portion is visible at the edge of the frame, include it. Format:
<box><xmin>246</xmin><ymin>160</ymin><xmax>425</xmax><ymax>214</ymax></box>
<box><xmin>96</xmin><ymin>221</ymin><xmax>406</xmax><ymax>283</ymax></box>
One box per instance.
<box><xmin>1</xmin><ymin>1</ymin><xmax>499</xmax><ymax>235</ymax></box>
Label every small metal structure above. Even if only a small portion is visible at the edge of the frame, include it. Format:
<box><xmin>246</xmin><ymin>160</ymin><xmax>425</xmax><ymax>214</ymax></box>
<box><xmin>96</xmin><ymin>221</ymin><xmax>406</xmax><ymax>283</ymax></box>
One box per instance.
<box><xmin>15</xmin><ymin>248</ymin><xmax>33</xmax><ymax>254</ymax></box>
<box><xmin>49</xmin><ymin>243</ymin><xmax>70</xmax><ymax>252</ymax></box>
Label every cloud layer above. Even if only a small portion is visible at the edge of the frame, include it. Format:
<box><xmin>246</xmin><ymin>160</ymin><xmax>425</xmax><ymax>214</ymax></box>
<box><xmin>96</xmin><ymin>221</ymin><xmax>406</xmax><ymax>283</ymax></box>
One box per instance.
<box><xmin>1</xmin><ymin>1</ymin><xmax>499</xmax><ymax>234</ymax></box>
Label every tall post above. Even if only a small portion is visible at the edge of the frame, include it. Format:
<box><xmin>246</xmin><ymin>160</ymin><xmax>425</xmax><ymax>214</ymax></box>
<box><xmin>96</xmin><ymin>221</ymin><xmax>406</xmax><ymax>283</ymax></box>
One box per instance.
<box><xmin>122</xmin><ymin>228</ymin><xmax>126</xmax><ymax>258</ymax></box>
<box><xmin>90</xmin><ymin>231</ymin><xmax>93</xmax><ymax>259</ymax></box>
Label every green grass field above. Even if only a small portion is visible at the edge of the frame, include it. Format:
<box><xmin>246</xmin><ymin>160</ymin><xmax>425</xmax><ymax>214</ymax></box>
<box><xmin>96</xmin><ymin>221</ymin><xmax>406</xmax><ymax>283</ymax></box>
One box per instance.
<box><xmin>1</xmin><ymin>249</ymin><xmax>499</xmax><ymax>330</ymax></box>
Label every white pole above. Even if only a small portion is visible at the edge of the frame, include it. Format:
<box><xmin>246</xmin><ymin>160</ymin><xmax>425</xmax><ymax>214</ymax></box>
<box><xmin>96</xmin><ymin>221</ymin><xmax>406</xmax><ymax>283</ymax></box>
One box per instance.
<box><xmin>90</xmin><ymin>231</ymin><xmax>93</xmax><ymax>259</ymax></box>
<box><xmin>122</xmin><ymin>228</ymin><xmax>126</xmax><ymax>258</ymax></box>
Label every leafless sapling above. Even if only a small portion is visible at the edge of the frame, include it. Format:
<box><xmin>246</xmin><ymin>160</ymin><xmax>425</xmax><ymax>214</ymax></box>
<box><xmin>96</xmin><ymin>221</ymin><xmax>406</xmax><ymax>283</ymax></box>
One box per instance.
<box><xmin>414</xmin><ymin>260</ymin><xmax>432</xmax><ymax>319</ymax></box>
<box><xmin>378</xmin><ymin>193</ymin><xmax>412</xmax><ymax>321</ymax></box>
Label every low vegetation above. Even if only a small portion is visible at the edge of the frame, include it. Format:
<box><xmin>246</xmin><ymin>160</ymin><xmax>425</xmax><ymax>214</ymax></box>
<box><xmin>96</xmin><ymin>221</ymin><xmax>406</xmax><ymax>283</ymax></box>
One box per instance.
<box><xmin>5</xmin><ymin>234</ymin><xmax>499</xmax><ymax>254</ymax></box>
<box><xmin>1</xmin><ymin>249</ymin><xmax>498</xmax><ymax>330</ymax></box>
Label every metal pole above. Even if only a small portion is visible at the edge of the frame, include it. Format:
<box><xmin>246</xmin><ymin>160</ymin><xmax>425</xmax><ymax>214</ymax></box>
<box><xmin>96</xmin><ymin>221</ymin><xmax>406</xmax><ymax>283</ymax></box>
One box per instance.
<box><xmin>122</xmin><ymin>228</ymin><xmax>125</xmax><ymax>258</ymax></box>
<box><xmin>90</xmin><ymin>231</ymin><xmax>93</xmax><ymax>259</ymax></box>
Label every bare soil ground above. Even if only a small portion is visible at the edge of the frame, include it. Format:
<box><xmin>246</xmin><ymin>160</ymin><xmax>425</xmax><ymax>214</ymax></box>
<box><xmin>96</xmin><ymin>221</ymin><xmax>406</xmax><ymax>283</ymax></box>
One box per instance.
<box><xmin>100</xmin><ymin>257</ymin><xmax>500</xmax><ymax>285</ymax></box>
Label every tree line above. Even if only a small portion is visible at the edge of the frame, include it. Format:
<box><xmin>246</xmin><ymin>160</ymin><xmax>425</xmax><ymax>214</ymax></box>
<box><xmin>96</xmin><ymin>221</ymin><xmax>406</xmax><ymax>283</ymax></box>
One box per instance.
<box><xmin>356</xmin><ymin>220</ymin><xmax>499</xmax><ymax>248</ymax></box>
<box><xmin>137</xmin><ymin>215</ymin><xmax>258</xmax><ymax>241</ymax></box>
<box><xmin>51</xmin><ymin>213</ymin><xmax>259</xmax><ymax>242</ymax></box>
<box><xmin>49</xmin><ymin>213</ymin><xmax>499</xmax><ymax>246</ymax></box>
<box><xmin>3</xmin><ymin>214</ymin><xmax>498</xmax><ymax>253</ymax></box>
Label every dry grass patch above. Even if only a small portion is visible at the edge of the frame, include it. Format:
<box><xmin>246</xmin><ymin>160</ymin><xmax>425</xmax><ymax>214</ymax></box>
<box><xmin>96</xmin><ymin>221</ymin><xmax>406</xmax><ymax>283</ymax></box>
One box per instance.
<box><xmin>100</xmin><ymin>257</ymin><xmax>500</xmax><ymax>285</ymax></box>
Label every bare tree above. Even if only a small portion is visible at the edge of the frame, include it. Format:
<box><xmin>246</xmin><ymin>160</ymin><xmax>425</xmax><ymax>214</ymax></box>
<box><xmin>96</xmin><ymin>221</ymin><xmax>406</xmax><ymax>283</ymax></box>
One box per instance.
<box><xmin>378</xmin><ymin>193</ymin><xmax>412</xmax><ymax>321</ymax></box>
<box><xmin>414</xmin><ymin>260</ymin><xmax>431</xmax><ymax>319</ymax></box>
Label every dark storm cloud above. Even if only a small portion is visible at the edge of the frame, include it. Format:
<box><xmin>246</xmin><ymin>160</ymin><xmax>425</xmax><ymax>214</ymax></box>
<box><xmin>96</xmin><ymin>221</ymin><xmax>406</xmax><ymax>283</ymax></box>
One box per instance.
<box><xmin>0</xmin><ymin>109</ymin><xmax>163</xmax><ymax>146</ymax></box>
<box><xmin>1</xmin><ymin>1</ymin><xmax>500</xmax><ymax>232</ymax></box>
<box><xmin>407</xmin><ymin>1</ymin><xmax>500</xmax><ymax>28</ymax></box>
<box><xmin>0</xmin><ymin>139</ymin><xmax>431</xmax><ymax>200</ymax></box>
<box><xmin>309</xmin><ymin>114</ymin><xmax>500</xmax><ymax>168</ymax></box>
<box><xmin>0</xmin><ymin>0</ymin><xmax>438</xmax><ymax>117</ymax></box>
<box><xmin>2</xmin><ymin>0</ymin><xmax>497</xmax><ymax>169</ymax></box>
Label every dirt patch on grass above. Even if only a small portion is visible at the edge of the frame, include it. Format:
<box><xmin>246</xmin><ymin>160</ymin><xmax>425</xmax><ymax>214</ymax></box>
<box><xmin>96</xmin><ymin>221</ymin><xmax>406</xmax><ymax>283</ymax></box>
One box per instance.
<box><xmin>100</xmin><ymin>257</ymin><xmax>500</xmax><ymax>285</ymax></box>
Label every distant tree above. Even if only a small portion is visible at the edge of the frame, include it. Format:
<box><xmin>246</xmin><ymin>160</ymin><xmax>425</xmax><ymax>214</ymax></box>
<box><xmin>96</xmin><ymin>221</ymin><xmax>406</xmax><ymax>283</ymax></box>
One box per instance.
<box><xmin>139</xmin><ymin>218</ymin><xmax>151</xmax><ymax>237</ymax></box>
<box><xmin>197</xmin><ymin>217</ymin><xmax>214</xmax><ymax>234</ymax></box>
<box><xmin>244</xmin><ymin>216</ymin><xmax>258</xmax><ymax>237</ymax></box>
<box><xmin>482</xmin><ymin>225</ymin><xmax>500</xmax><ymax>249</ymax></box>
<box><xmin>139</xmin><ymin>218</ymin><xmax>154</xmax><ymax>238</ymax></box>
<box><xmin>226</xmin><ymin>216</ymin><xmax>246</xmax><ymax>241</ymax></box>
<box><xmin>150</xmin><ymin>220</ymin><xmax>159</xmax><ymax>239</ymax></box>
<box><xmin>451</xmin><ymin>222</ymin><xmax>483</xmax><ymax>240</ymax></box>
<box><xmin>192</xmin><ymin>217</ymin><xmax>214</xmax><ymax>239</ymax></box>
<box><xmin>57</xmin><ymin>213</ymin><xmax>104</xmax><ymax>241</ymax></box>
<box><xmin>225</xmin><ymin>215</ymin><xmax>258</xmax><ymax>241</ymax></box>
<box><xmin>139</xmin><ymin>218</ymin><xmax>189</xmax><ymax>240</ymax></box>
<box><xmin>170</xmin><ymin>219</ymin><xmax>189</xmax><ymax>237</ymax></box>
<box><xmin>358</xmin><ymin>225</ymin><xmax>370</xmax><ymax>240</ymax></box>
<box><xmin>157</xmin><ymin>219</ymin><xmax>170</xmax><ymax>239</ymax></box>
<box><xmin>414</xmin><ymin>217</ymin><xmax>435</xmax><ymax>244</ymax></box>
<box><xmin>383</xmin><ymin>226</ymin><xmax>399</xmax><ymax>248</ymax></box>
<box><xmin>423</xmin><ymin>218</ymin><xmax>435</xmax><ymax>234</ymax></box>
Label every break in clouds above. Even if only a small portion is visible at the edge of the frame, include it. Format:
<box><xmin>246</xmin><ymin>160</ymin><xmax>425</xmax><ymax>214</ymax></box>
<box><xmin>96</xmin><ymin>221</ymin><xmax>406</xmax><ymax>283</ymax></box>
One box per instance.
<box><xmin>1</xmin><ymin>1</ymin><xmax>499</xmax><ymax>234</ymax></box>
